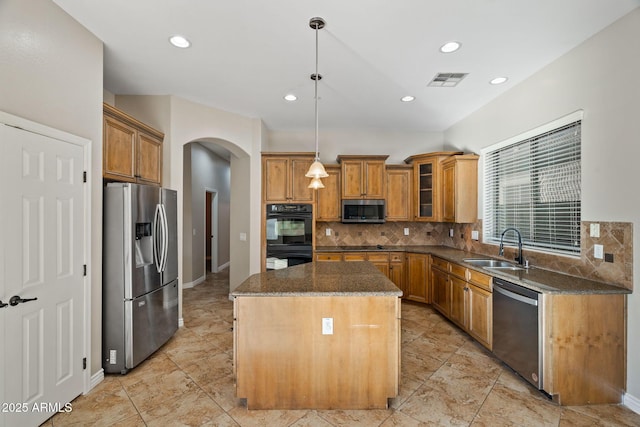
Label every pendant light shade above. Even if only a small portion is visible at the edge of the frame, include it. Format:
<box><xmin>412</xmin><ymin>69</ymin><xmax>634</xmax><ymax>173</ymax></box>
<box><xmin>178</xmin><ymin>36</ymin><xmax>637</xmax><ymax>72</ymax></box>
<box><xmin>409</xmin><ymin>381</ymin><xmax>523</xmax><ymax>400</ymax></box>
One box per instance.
<box><xmin>305</xmin><ymin>17</ymin><xmax>328</xmax><ymax>186</ymax></box>
<box><xmin>305</xmin><ymin>160</ymin><xmax>329</xmax><ymax>178</ymax></box>
<box><xmin>308</xmin><ymin>177</ymin><xmax>325</xmax><ymax>189</ymax></box>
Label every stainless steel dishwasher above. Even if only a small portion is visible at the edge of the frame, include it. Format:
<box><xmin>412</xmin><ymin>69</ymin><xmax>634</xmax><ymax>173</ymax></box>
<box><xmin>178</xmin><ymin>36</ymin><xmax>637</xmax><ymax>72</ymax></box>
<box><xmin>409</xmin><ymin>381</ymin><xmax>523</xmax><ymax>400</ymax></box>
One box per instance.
<box><xmin>492</xmin><ymin>277</ymin><xmax>542</xmax><ymax>389</ymax></box>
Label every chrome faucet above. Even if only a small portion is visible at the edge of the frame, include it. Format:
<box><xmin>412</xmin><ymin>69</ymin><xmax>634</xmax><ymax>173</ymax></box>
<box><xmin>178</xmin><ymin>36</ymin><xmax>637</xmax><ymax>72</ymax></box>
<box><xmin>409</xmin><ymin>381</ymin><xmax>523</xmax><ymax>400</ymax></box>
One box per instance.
<box><xmin>499</xmin><ymin>227</ymin><xmax>524</xmax><ymax>266</ymax></box>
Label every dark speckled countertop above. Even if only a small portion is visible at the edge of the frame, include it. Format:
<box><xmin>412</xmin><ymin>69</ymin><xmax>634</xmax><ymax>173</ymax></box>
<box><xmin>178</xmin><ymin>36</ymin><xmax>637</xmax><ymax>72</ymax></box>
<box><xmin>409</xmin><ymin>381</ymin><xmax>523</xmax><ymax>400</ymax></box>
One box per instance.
<box><xmin>231</xmin><ymin>261</ymin><xmax>403</xmax><ymax>297</ymax></box>
<box><xmin>315</xmin><ymin>245</ymin><xmax>630</xmax><ymax>295</ymax></box>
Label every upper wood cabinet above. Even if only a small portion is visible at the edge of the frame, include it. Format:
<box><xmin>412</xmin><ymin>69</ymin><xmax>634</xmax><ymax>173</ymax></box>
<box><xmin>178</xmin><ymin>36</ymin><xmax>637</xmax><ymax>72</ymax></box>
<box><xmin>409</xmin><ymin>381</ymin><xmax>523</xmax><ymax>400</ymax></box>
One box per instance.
<box><xmin>404</xmin><ymin>152</ymin><xmax>462</xmax><ymax>222</ymax></box>
<box><xmin>262</xmin><ymin>153</ymin><xmax>315</xmax><ymax>203</ymax></box>
<box><xmin>103</xmin><ymin>103</ymin><xmax>163</xmax><ymax>186</ymax></box>
<box><xmin>315</xmin><ymin>165</ymin><xmax>341</xmax><ymax>221</ymax></box>
<box><xmin>337</xmin><ymin>155</ymin><xmax>388</xmax><ymax>199</ymax></box>
<box><xmin>441</xmin><ymin>154</ymin><xmax>480</xmax><ymax>223</ymax></box>
<box><xmin>385</xmin><ymin>165</ymin><xmax>413</xmax><ymax>221</ymax></box>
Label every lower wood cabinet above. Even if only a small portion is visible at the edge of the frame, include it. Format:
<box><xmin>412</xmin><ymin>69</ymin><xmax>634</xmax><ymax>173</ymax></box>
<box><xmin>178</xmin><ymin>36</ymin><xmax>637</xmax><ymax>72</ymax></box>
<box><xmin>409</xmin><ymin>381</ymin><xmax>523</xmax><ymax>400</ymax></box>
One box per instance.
<box><xmin>389</xmin><ymin>253</ymin><xmax>405</xmax><ymax>296</ymax></box>
<box><xmin>429</xmin><ymin>256</ymin><xmax>493</xmax><ymax>350</ymax></box>
<box><xmin>404</xmin><ymin>253</ymin><xmax>430</xmax><ymax>303</ymax></box>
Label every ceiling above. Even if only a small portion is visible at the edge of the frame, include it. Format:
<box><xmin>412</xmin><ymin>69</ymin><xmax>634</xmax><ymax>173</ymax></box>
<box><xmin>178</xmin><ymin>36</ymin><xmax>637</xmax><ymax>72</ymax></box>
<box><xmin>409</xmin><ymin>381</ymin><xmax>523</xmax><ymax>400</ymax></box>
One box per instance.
<box><xmin>54</xmin><ymin>0</ymin><xmax>640</xmax><ymax>133</ymax></box>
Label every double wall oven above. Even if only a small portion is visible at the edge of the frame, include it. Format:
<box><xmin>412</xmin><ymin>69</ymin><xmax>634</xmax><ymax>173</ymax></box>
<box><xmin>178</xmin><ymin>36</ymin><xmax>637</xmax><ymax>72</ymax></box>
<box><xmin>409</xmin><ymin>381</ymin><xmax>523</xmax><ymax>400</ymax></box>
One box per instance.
<box><xmin>265</xmin><ymin>204</ymin><xmax>313</xmax><ymax>270</ymax></box>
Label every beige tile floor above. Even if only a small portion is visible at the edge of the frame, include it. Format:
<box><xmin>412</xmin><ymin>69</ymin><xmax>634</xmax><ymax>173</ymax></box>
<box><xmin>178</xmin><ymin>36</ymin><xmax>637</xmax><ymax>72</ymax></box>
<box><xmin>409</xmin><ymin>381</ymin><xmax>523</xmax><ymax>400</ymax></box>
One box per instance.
<box><xmin>45</xmin><ymin>270</ymin><xmax>640</xmax><ymax>426</ymax></box>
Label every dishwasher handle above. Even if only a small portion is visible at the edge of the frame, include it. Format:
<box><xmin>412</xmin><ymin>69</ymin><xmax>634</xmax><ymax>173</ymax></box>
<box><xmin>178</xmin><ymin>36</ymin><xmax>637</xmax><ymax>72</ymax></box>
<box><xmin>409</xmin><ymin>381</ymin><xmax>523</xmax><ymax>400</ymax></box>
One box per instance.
<box><xmin>494</xmin><ymin>284</ymin><xmax>539</xmax><ymax>306</ymax></box>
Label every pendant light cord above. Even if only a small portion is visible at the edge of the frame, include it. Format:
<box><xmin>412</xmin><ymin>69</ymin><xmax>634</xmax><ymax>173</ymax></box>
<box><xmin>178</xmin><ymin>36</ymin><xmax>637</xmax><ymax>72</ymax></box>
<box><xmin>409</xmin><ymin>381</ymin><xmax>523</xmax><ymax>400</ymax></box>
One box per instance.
<box><xmin>314</xmin><ymin>21</ymin><xmax>320</xmax><ymax>162</ymax></box>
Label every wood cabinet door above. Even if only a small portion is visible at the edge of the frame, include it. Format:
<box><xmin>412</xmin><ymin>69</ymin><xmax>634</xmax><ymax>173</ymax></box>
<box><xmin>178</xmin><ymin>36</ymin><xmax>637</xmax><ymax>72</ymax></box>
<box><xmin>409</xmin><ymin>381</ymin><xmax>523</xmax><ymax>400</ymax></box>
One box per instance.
<box><xmin>431</xmin><ymin>267</ymin><xmax>450</xmax><ymax>316</ymax></box>
<box><xmin>467</xmin><ymin>283</ymin><xmax>492</xmax><ymax>350</ymax></box>
<box><xmin>341</xmin><ymin>160</ymin><xmax>364</xmax><ymax>198</ymax></box>
<box><xmin>103</xmin><ymin>115</ymin><xmax>136</xmax><ymax>182</ymax></box>
<box><xmin>386</xmin><ymin>167</ymin><xmax>412</xmax><ymax>221</ymax></box>
<box><xmin>290</xmin><ymin>157</ymin><xmax>314</xmax><ymax>202</ymax></box>
<box><xmin>389</xmin><ymin>261</ymin><xmax>405</xmax><ymax>294</ymax></box>
<box><xmin>136</xmin><ymin>131</ymin><xmax>162</xmax><ymax>185</ymax></box>
<box><xmin>371</xmin><ymin>261</ymin><xmax>390</xmax><ymax>277</ymax></box>
<box><xmin>364</xmin><ymin>160</ymin><xmax>385</xmax><ymax>198</ymax></box>
<box><xmin>263</xmin><ymin>157</ymin><xmax>289</xmax><ymax>202</ymax></box>
<box><xmin>405</xmin><ymin>253</ymin><xmax>429</xmax><ymax>303</ymax></box>
<box><xmin>449</xmin><ymin>276</ymin><xmax>467</xmax><ymax>329</ymax></box>
<box><xmin>442</xmin><ymin>162</ymin><xmax>455</xmax><ymax>222</ymax></box>
<box><xmin>316</xmin><ymin>166</ymin><xmax>341</xmax><ymax>221</ymax></box>
<box><xmin>414</xmin><ymin>159</ymin><xmax>437</xmax><ymax>221</ymax></box>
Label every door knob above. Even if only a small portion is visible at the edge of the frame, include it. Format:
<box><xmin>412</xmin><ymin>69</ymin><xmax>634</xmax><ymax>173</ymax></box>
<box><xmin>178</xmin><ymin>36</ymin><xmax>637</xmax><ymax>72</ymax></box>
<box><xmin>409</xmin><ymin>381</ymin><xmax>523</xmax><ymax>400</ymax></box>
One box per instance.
<box><xmin>0</xmin><ymin>300</ymin><xmax>8</xmax><ymax>308</ymax></box>
<box><xmin>9</xmin><ymin>295</ymin><xmax>38</xmax><ymax>306</ymax></box>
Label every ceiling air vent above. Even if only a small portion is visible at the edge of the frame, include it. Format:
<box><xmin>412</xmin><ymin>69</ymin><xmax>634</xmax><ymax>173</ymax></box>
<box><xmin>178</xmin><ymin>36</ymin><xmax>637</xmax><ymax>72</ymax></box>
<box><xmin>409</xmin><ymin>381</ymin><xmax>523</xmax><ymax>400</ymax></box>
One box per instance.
<box><xmin>428</xmin><ymin>72</ymin><xmax>468</xmax><ymax>87</ymax></box>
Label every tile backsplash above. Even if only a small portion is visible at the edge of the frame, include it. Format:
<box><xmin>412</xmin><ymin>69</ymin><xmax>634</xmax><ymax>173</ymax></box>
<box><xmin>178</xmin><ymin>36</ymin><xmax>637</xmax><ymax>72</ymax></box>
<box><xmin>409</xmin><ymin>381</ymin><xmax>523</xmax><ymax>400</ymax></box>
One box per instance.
<box><xmin>315</xmin><ymin>220</ymin><xmax>633</xmax><ymax>290</ymax></box>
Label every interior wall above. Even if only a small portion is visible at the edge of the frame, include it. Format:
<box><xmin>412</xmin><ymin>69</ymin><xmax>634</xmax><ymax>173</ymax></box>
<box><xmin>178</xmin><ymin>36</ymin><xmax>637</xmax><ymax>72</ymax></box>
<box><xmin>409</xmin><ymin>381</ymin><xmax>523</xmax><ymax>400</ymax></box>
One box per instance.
<box><xmin>182</xmin><ymin>144</ymin><xmax>193</xmax><ymax>283</ymax></box>
<box><xmin>114</xmin><ymin>95</ymin><xmax>262</xmax><ymax>299</ymax></box>
<box><xmin>267</xmin><ymin>129</ymin><xmax>445</xmax><ymax>164</ymax></box>
<box><xmin>0</xmin><ymin>0</ymin><xmax>103</xmax><ymax>376</ymax></box>
<box><xmin>444</xmin><ymin>7</ymin><xmax>640</xmax><ymax>402</ymax></box>
<box><xmin>189</xmin><ymin>142</ymin><xmax>231</xmax><ymax>282</ymax></box>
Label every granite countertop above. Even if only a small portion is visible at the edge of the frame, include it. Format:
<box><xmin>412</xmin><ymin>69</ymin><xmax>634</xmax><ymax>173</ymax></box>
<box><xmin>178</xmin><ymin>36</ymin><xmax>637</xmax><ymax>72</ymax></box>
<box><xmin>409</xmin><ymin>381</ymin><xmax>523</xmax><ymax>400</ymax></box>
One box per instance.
<box><xmin>231</xmin><ymin>261</ymin><xmax>403</xmax><ymax>297</ymax></box>
<box><xmin>315</xmin><ymin>245</ymin><xmax>630</xmax><ymax>295</ymax></box>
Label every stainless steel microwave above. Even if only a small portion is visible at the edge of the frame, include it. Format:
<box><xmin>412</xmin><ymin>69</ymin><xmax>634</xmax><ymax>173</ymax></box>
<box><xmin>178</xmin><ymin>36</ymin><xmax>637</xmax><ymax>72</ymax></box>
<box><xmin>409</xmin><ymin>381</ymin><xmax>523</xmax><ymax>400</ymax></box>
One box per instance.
<box><xmin>341</xmin><ymin>199</ymin><xmax>386</xmax><ymax>223</ymax></box>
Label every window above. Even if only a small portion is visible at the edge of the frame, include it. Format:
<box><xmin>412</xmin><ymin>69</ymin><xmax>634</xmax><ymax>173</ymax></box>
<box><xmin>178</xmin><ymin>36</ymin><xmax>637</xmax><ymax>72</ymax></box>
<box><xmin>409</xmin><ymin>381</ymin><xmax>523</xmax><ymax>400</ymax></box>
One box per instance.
<box><xmin>483</xmin><ymin>112</ymin><xmax>582</xmax><ymax>256</ymax></box>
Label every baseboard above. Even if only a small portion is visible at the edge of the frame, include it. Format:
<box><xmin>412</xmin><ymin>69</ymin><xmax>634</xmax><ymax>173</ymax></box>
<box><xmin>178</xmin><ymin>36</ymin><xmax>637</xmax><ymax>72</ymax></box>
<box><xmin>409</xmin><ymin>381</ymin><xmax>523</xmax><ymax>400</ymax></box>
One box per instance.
<box><xmin>217</xmin><ymin>261</ymin><xmax>230</xmax><ymax>271</ymax></box>
<box><xmin>178</xmin><ymin>317</ymin><xmax>184</xmax><ymax>327</ymax></box>
<box><xmin>87</xmin><ymin>369</ymin><xmax>104</xmax><ymax>394</ymax></box>
<box><xmin>624</xmin><ymin>392</ymin><xmax>640</xmax><ymax>415</ymax></box>
<box><xmin>182</xmin><ymin>275</ymin><xmax>205</xmax><ymax>289</ymax></box>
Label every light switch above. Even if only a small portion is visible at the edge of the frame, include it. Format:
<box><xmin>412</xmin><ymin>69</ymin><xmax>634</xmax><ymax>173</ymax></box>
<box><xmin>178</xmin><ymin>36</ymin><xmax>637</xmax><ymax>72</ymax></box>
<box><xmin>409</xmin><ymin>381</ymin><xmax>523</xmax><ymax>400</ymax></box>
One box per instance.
<box><xmin>239</xmin><ymin>232</ymin><xmax>247</xmax><ymax>241</ymax></box>
<box><xmin>326</xmin><ymin>228</ymin><xmax>332</xmax><ymax>236</ymax></box>
<box><xmin>594</xmin><ymin>244</ymin><xmax>604</xmax><ymax>259</ymax></box>
<box><xmin>471</xmin><ymin>230</ymin><xmax>479</xmax><ymax>240</ymax></box>
<box><xmin>590</xmin><ymin>223</ymin><xmax>600</xmax><ymax>238</ymax></box>
<box><xmin>322</xmin><ymin>318</ymin><xmax>333</xmax><ymax>335</ymax></box>
<box><xmin>404</xmin><ymin>228</ymin><xmax>410</xmax><ymax>236</ymax></box>
<box><xmin>449</xmin><ymin>229</ymin><xmax>454</xmax><ymax>237</ymax></box>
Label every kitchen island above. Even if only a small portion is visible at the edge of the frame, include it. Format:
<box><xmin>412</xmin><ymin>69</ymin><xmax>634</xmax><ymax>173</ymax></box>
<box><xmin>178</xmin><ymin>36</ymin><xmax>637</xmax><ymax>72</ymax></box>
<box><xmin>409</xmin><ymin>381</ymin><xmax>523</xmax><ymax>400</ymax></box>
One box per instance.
<box><xmin>231</xmin><ymin>261</ymin><xmax>402</xmax><ymax>410</ymax></box>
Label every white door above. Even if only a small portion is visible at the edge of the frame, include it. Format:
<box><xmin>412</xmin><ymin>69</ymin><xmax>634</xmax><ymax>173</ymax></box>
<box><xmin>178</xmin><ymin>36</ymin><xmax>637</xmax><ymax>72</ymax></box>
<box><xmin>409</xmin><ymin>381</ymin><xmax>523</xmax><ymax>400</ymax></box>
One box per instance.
<box><xmin>0</xmin><ymin>121</ymin><xmax>86</xmax><ymax>427</ymax></box>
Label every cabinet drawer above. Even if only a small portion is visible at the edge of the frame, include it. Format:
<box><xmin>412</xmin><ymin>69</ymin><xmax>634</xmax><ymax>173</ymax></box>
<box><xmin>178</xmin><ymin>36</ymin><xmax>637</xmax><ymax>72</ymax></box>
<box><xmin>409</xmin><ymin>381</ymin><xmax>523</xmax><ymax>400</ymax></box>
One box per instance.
<box><xmin>367</xmin><ymin>252</ymin><xmax>390</xmax><ymax>262</ymax></box>
<box><xmin>431</xmin><ymin>256</ymin><xmax>449</xmax><ymax>271</ymax></box>
<box><xmin>343</xmin><ymin>253</ymin><xmax>367</xmax><ymax>261</ymax></box>
<box><xmin>468</xmin><ymin>269</ymin><xmax>492</xmax><ymax>291</ymax></box>
<box><xmin>390</xmin><ymin>252</ymin><xmax>405</xmax><ymax>263</ymax></box>
<box><xmin>315</xmin><ymin>253</ymin><xmax>343</xmax><ymax>262</ymax></box>
<box><xmin>450</xmin><ymin>263</ymin><xmax>467</xmax><ymax>280</ymax></box>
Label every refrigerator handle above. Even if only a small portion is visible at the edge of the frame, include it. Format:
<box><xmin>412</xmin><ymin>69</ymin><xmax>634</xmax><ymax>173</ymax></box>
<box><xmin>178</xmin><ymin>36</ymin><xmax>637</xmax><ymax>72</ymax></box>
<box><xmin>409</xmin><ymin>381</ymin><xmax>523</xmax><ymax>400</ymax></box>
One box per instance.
<box><xmin>160</xmin><ymin>204</ymin><xmax>169</xmax><ymax>272</ymax></box>
<box><xmin>153</xmin><ymin>203</ymin><xmax>162</xmax><ymax>273</ymax></box>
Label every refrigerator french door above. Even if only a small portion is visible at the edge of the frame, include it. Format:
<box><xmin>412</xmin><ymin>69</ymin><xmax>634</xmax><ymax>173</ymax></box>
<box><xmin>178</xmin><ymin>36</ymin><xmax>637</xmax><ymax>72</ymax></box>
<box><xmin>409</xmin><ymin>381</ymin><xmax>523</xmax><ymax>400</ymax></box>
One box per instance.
<box><xmin>103</xmin><ymin>183</ymin><xmax>178</xmax><ymax>374</ymax></box>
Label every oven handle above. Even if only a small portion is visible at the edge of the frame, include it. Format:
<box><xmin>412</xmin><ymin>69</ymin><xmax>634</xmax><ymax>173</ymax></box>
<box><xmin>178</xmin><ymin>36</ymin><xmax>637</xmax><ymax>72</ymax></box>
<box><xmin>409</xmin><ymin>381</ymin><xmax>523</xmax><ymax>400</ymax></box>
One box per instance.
<box><xmin>494</xmin><ymin>284</ymin><xmax>538</xmax><ymax>306</ymax></box>
<box><xmin>266</xmin><ymin>213</ymin><xmax>312</xmax><ymax>220</ymax></box>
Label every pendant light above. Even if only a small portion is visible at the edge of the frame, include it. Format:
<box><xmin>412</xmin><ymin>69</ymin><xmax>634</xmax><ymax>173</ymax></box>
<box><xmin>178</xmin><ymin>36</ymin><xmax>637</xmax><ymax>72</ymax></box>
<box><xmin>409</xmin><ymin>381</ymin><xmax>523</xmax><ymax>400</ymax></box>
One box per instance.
<box><xmin>306</xmin><ymin>17</ymin><xmax>329</xmax><ymax>188</ymax></box>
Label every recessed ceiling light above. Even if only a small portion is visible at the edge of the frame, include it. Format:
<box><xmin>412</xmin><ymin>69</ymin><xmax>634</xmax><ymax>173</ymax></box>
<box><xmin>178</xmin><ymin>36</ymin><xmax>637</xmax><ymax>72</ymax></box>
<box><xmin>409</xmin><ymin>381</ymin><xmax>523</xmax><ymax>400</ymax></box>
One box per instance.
<box><xmin>490</xmin><ymin>76</ymin><xmax>508</xmax><ymax>85</ymax></box>
<box><xmin>440</xmin><ymin>41</ymin><xmax>461</xmax><ymax>53</ymax></box>
<box><xmin>401</xmin><ymin>96</ymin><xmax>415</xmax><ymax>102</ymax></box>
<box><xmin>169</xmin><ymin>35</ymin><xmax>191</xmax><ymax>48</ymax></box>
<box><xmin>284</xmin><ymin>94</ymin><xmax>297</xmax><ymax>101</ymax></box>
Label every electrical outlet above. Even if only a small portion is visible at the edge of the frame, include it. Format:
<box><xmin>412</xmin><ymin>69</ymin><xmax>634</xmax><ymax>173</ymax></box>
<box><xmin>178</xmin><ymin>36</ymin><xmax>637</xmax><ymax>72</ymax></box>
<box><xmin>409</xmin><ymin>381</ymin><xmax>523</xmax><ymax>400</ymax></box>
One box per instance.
<box><xmin>594</xmin><ymin>244</ymin><xmax>604</xmax><ymax>259</ymax></box>
<box><xmin>325</xmin><ymin>228</ymin><xmax>332</xmax><ymax>236</ymax></box>
<box><xmin>471</xmin><ymin>230</ymin><xmax>479</xmax><ymax>240</ymax></box>
<box><xmin>322</xmin><ymin>318</ymin><xmax>333</xmax><ymax>335</ymax></box>
<box><xmin>239</xmin><ymin>232</ymin><xmax>247</xmax><ymax>241</ymax></box>
<box><xmin>605</xmin><ymin>253</ymin><xmax>614</xmax><ymax>263</ymax></box>
<box><xmin>590</xmin><ymin>223</ymin><xmax>600</xmax><ymax>238</ymax></box>
<box><xmin>404</xmin><ymin>228</ymin><xmax>409</xmax><ymax>236</ymax></box>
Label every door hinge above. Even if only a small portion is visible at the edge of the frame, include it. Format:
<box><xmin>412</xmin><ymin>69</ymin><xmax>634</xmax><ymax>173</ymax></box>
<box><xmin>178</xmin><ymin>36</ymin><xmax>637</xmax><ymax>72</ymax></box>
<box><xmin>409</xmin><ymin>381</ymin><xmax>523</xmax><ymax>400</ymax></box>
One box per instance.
<box><xmin>83</xmin><ymin>357</ymin><xmax>87</xmax><ymax>370</ymax></box>
<box><xmin>83</xmin><ymin>171</ymin><xmax>87</xmax><ymax>183</ymax></box>
<box><xmin>83</xmin><ymin>265</ymin><xmax>87</xmax><ymax>276</ymax></box>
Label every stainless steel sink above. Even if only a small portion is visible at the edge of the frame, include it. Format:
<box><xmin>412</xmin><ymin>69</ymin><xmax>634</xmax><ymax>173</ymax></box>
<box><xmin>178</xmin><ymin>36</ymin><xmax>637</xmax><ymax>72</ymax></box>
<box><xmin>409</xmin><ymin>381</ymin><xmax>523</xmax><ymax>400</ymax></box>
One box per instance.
<box><xmin>462</xmin><ymin>258</ymin><xmax>525</xmax><ymax>271</ymax></box>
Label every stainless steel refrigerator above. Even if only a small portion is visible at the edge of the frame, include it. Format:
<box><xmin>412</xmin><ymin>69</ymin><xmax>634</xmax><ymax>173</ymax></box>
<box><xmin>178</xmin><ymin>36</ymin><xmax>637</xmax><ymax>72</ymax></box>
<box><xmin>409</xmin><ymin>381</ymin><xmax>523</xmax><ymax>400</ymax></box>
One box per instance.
<box><xmin>103</xmin><ymin>183</ymin><xmax>178</xmax><ymax>374</ymax></box>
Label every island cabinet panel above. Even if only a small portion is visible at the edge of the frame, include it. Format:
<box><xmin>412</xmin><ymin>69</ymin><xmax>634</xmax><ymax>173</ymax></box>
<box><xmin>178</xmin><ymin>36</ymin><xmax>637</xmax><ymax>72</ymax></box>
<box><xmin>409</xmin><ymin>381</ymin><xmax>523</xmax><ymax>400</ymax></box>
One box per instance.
<box><xmin>542</xmin><ymin>293</ymin><xmax>625</xmax><ymax>405</ymax></box>
<box><xmin>234</xmin><ymin>295</ymin><xmax>400</xmax><ymax>409</ymax></box>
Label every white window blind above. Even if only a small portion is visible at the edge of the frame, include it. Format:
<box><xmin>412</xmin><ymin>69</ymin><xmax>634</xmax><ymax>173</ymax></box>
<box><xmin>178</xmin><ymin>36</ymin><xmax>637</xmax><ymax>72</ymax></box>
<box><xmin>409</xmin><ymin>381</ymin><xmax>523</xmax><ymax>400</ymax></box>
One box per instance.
<box><xmin>483</xmin><ymin>119</ymin><xmax>581</xmax><ymax>256</ymax></box>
